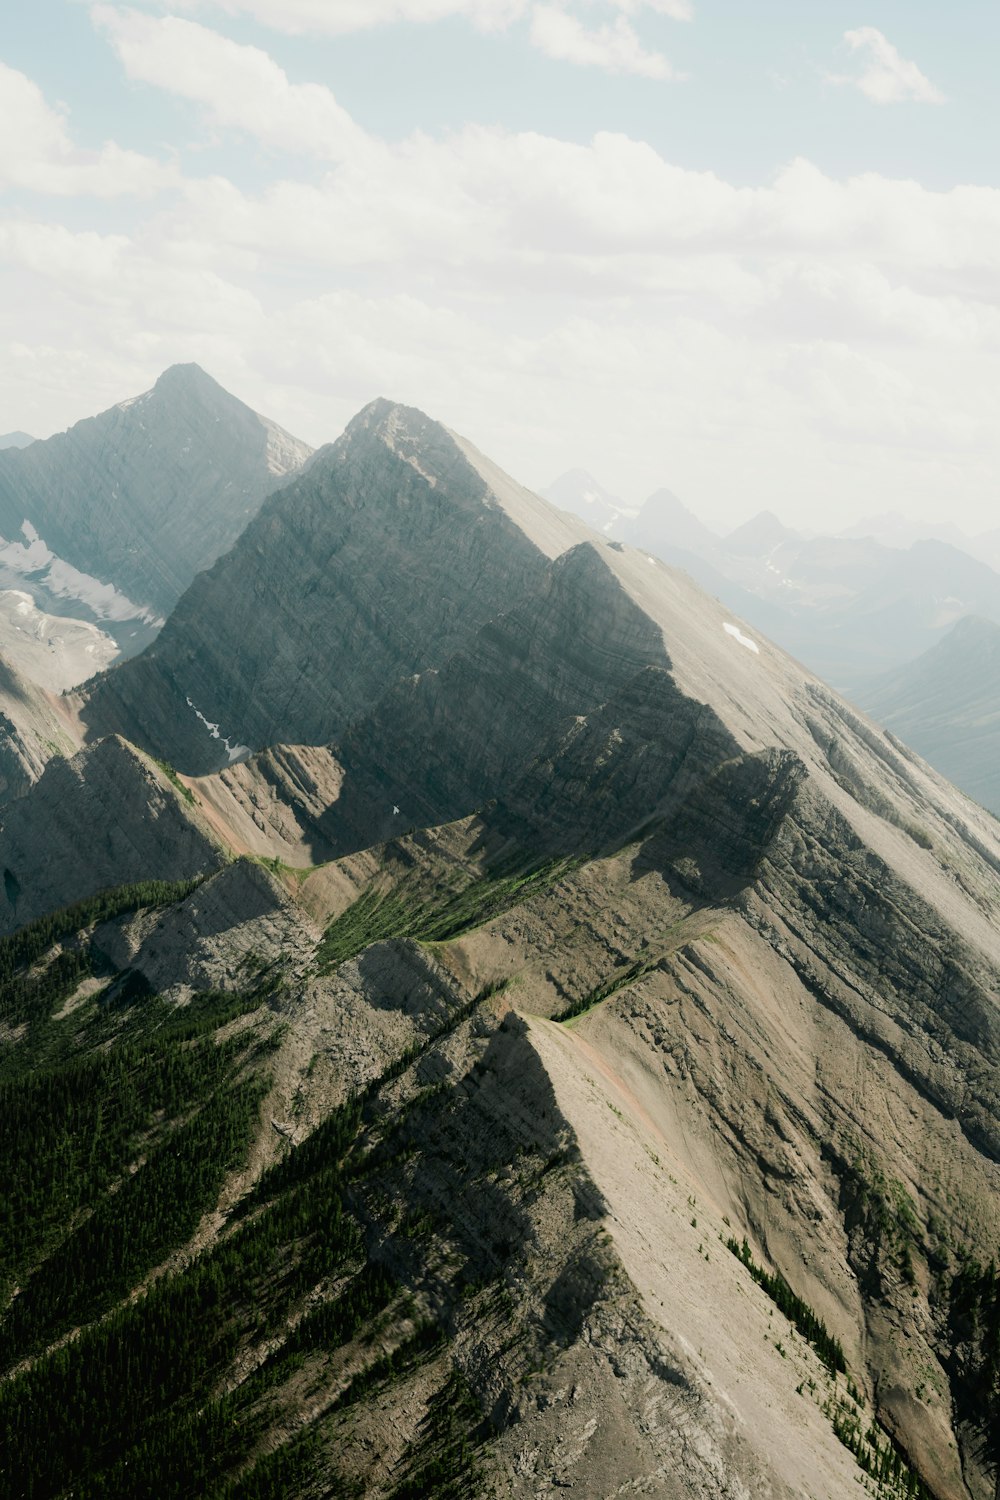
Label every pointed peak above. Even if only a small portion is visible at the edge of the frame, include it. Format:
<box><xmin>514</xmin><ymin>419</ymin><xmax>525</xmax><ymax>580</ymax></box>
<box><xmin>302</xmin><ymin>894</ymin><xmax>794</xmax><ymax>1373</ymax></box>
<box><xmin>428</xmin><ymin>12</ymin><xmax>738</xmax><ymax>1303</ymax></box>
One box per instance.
<box><xmin>112</xmin><ymin>363</ymin><xmax>234</xmax><ymax>418</ymax></box>
<box><xmin>343</xmin><ymin>397</ymin><xmax>443</xmax><ymax>447</ymax></box>
<box><xmin>724</xmin><ymin>509</ymin><xmax>796</xmax><ymax>555</ymax></box>
<box><xmin>638</xmin><ymin>487</ymin><xmax>711</xmax><ymax>526</ymax></box>
<box><xmin>153</xmin><ymin>362</ymin><xmax>219</xmax><ymax>392</ymax></box>
<box><xmin>944</xmin><ymin>614</ymin><xmax>1000</xmax><ymax>645</ymax></box>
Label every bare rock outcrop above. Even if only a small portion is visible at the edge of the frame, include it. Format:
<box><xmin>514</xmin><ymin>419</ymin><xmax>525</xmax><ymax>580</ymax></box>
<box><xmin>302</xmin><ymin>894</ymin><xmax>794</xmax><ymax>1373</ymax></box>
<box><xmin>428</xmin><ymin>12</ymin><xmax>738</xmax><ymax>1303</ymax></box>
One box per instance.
<box><xmin>0</xmin><ymin>734</ymin><xmax>223</xmax><ymax>932</ymax></box>
<box><xmin>79</xmin><ymin>399</ymin><xmax>588</xmax><ymax>770</ymax></box>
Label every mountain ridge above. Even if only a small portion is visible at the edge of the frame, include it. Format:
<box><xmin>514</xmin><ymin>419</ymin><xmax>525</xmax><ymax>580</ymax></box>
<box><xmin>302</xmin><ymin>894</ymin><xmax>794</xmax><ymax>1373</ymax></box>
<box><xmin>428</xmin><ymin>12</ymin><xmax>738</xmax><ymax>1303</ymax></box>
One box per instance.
<box><xmin>2</xmin><ymin>396</ymin><xmax>1000</xmax><ymax>1498</ymax></box>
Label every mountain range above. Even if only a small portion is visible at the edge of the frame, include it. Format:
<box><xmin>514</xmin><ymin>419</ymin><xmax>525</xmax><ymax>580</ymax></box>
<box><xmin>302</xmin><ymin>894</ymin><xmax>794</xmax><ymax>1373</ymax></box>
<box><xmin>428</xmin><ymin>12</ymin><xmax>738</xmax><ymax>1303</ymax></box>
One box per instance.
<box><xmin>550</xmin><ymin>469</ymin><xmax>1000</xmax><ymax>694</ymax></box>
<box><xmin>860</xmin><ymin>613</ymin><xmax>1000</xmax><ymax>816</ymax></box>
<box><xmin>1</xmin><ymin>378</ymin><xmax>998</xmax><ymax>1500</ymax></box>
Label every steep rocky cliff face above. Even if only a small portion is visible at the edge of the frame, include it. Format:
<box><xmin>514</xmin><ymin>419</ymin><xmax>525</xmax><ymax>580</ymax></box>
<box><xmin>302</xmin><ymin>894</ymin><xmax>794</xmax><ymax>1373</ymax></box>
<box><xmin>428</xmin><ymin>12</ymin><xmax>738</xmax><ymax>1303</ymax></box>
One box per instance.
<box><xmin>80</xmin><ymin>400</ymin><xmax>588</xmax><ymax>771</ymax></box>
<box><xmin>0</xmin><ymin>735</ymin><xmax>222</xmax><ymax>932</ymax></box>
<box><xmin>0</xmin><ymin>363</ymin><xmax>311</xmax><ymax>629</ymax></box>
<box><xmin>4</xmin><ymin>402</ymin><xmax>1000</xmax><ymax>1499</ymax></box>
<box><xmin>0</xmin><ymin>654</ymin><xmax>80</xmax><ymax>805</ymax></box>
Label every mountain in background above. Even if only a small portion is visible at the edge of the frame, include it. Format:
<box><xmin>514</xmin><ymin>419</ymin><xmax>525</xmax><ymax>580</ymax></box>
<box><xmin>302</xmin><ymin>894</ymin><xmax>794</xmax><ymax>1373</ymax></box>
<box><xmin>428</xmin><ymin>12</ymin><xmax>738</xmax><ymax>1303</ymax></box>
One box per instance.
<box><xmin>619</xmin><ymin>485</ymin><xmax>721</xmax><ymax>559</ymax></box>
<box><xmin>860</xmin><ymin>613</ymin><xmax>1000</xmax><ymax>815</ymax></box>
<box><xmin>0</xmin><ymin>432</ymin><xmax>34</xmax><ymax>450</ymax></box>
<box><xmin>839</xmin><ymin>509</ymin><xmax>970</xmax><ymax>552</ymax></box>
<box><xmin>541</xmin><ymin>467</ymin><xmax>635</xmax><ymax>532</ymax></box>
<box><xmin>599</xmin><ymin>486</ymin><xmax>1000</xmax><ymax>690</ymax></box>
<box><xmin>723</xmin><ymin>507</ymin><xmax>799</xmax><ymax>556</ymax></box>
<box><xmin>0</xmin><ymin>364</ymin><xmax>311</xmax><ymax>650</ymax></box>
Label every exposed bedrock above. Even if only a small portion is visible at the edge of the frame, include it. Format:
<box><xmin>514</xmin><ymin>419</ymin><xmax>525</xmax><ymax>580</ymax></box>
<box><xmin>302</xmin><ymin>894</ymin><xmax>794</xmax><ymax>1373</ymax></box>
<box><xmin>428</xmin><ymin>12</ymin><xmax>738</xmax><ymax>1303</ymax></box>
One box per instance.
<box><xmin>0</xmin><ymin>735</ymin><xmax>222</xmax><ymax>933</ymax></box>
<box><xmin>80</xmin><ymin>401</ymin><xmax>578</xmax><ymax>771</ymax></box>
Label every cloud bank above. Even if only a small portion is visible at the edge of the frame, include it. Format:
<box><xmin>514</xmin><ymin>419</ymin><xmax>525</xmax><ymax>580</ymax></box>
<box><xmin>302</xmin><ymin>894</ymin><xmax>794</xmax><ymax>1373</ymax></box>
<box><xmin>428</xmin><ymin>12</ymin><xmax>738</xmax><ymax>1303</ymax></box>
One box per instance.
<box><xmin>2</xmin><ymin>10</ymin><xmax>996</xmax><ymax>533</ymax></box>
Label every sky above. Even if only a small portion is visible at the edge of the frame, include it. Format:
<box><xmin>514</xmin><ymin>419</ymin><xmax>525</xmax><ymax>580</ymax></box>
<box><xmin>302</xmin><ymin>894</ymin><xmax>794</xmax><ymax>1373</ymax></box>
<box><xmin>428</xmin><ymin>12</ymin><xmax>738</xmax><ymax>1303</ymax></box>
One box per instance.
<box><xmin>2</xmin><ymin>1</ymin><xmax>999</xmax><ymax>531</ymax></box>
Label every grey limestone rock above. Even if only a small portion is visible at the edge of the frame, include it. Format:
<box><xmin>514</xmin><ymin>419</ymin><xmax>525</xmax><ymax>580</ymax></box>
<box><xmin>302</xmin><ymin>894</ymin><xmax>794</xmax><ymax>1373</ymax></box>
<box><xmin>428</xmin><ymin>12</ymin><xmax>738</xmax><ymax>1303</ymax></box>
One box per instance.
<box><xmin>0</xmin><ymin>363</ymin><xmax>311</xmax><ymax>625</ymax></box>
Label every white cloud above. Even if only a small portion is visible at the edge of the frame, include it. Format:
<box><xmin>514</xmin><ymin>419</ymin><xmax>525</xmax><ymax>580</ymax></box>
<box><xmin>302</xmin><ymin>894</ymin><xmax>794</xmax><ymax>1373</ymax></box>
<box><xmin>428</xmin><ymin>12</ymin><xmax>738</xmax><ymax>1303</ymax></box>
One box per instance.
<box><xmin>0</xmin><ymin>60</ymin><xmax>174</xmax><ymax>196</ymax></box>
<box><xmin>840</xmin><ymin>27</ymin><xmax>945</xmax><ymax>106</ymax></box>
<box><xmin>529</xmin><ymin>7</ymin><xmax>679</xmax><ymax>77</ymax></box>
<box><xmin>151</xmin><ymin>0</ymin><xmax>530</xmax><ymax>35</ymax></box>
<box><xmin>6</xmin><ymin>14</ymin><xmax>1000</xmax><ymax>533</ymax></box>
<box><xmin>92</xmin><ymin>7</ymin><xmax>365</xmax><ymax>159</ymax></box>
<box><xmin>121</xmin><ymin>0</ymin><xmax>693</xmax><ymax>65</ymax></box>
<box><xmin>113</xmin><ymin>0</ymin><xmax>692</xmax><ymax>77</ymax></box>
<box><xmin>610</xmin><ymin>0</ymin><xmax>692</xmax><ymax>18</ymax></box>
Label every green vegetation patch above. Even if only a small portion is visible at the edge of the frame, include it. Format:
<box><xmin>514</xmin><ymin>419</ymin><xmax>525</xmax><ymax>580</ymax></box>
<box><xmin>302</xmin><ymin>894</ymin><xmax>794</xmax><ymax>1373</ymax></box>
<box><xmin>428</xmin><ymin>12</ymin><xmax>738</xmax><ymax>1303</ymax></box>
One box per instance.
<box><xmin>555</xmin><ymin>957</ymin><xmax>658</xmax><ymax>1023</ymax></box>
<box><xmin>0</xmin><ymin>876</ymin><xmax>204</xmax><ymax>995</ymax></box>
<box><xmin>727</xmin><ymin>1236</ymin><xmax>846</xmax><ymax>1375</ymax></box>
<box><xmin>152</xmin><ymin>756</ymin><xmax>197</xmax><ymax>805</ymax></box>
<box><xmin>316</xmin><ymin>856</ymin><xmax>580</xmax><ymax>973</ymax></box>
<box><xmin>389</xmin><ymin>1366</ymin><xmax>489</xmax><ymax>1499</ymax></box>
<box><xmin>947</xmin><ymin>1256</ymin><xmax>1000</xmax><ymax>1477</ymax></box>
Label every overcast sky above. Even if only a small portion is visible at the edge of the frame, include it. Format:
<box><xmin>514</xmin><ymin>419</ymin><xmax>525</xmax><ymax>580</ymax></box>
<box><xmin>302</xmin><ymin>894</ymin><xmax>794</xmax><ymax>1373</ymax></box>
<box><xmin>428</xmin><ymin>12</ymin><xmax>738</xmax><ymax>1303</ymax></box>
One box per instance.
<box><xmin>2</xmin><ymin>1</ymin><xmax>998</xmax><ymax>530</ymax></box>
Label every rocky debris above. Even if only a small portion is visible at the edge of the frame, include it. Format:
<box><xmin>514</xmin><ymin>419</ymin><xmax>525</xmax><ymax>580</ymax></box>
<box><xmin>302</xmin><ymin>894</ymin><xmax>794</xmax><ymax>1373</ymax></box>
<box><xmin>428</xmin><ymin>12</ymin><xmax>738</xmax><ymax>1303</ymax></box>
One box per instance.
<box><xmin>189</xmin><ymin>743</ymin><xmax>346</xmax><ymax>865</ymax></box>
<box><xmin>0</xmin><ymin>652</ymin><xmax>81</xmax><ymax>805</ymax></box>
<box><xmin>91</xmin><ymin>856</ymin><xmax>309</xmax><ymax>999</ymax></box>
<box><xmin>0</xmin><ymin>592</ymin><xmax>117</xmax><ymax>694</ymax></box>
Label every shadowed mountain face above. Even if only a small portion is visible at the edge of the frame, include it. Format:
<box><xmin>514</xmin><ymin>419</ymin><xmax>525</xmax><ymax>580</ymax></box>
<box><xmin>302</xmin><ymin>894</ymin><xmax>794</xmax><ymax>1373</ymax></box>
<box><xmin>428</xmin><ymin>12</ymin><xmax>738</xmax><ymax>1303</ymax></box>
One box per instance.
<box><xmin>5</xmin><ymin>399</ymin><xmax>1000</xmax><ymax>1500</ymax></box>
<box><xmin>860</xmin><ymin>614</ymin><xmax>1000</xmax><ymax>815</ymax></box>
<box><xmin>80</xmin><ymin>399</ymin><xmax>588</xmax><ymax>772</ymax></box>
<box><xmin>0</xmin><ymin>364</ymin><xmax>311</xmax><ymax>637</ymax></box>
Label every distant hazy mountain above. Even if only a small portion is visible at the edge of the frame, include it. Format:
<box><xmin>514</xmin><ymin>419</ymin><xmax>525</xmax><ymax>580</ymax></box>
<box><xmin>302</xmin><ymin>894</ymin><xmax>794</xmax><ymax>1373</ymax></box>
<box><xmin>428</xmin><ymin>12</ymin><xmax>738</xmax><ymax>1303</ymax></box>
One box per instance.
<box><xmin>617</xmin><ymin>490</ymin><xmax>1000</xmax><ymax>689</ymax></box>
<box><xmin>840</xmin><ymin>510</ymin><xmax>969</xmax><ymax>551</ymax></box>
<box><xmin>0</xmin><ymin>364</ymin><xmax>311</xmax><ymax>644</ymax></box>
<box><xmin>723</xmin><ymin>508</ymin><xmax>798</xmax><ymax>556</ymax></box>
<box><xmin>973</xmin><ymin>527</ymin><xmax>1000</xmax><ymax>576</ymax></box>
<box><xmin>541</xmin><ymin>468</ymin><xmax>634</xmax><ymax>532</ymax></box>
<box><xmin>619</xmin><ymin>487</ymin><xmax>720</xmax><ymax>559</ymax></box>
<box><xmin>859</xmin><ymin>613</ymin><xmax>1000</xmax><ymax>814</ymax></box>
<box><xmin>0</xmin><ymin>432</ymin><xmax>34</xmax><ymax>450</ymax></box>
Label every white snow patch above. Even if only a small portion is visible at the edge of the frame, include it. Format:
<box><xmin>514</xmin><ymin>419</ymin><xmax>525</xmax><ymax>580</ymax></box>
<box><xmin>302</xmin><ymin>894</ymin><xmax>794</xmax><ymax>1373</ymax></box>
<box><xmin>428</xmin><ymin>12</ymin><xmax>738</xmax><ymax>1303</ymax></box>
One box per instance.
<box><xmin>0</xmin><ymin>589</ymin><xmax>117</xmax><ymax>690</ymax></box>
<box><xmin>186</xmin><ymin>698</ymin><xmax>250</xmax><ymax>764</ymax></box>
<box><xmin>647</xmin><ymin>556</ymin><xmax>656</xmax><ymax>566</ymax></box>
<box><xmin>0</xmin><ymin>521</ymin><xmax>163</xmax><ymax>627</ymax></box>
<box><xmin>723</xmin><ymin>622</ymin><xmax>760</xmax><ymax>654</ymax></box>
<box><xmin>116</xmin><ymin>389</ymin><xmax>152</xmax><ymax>412</ymax></box>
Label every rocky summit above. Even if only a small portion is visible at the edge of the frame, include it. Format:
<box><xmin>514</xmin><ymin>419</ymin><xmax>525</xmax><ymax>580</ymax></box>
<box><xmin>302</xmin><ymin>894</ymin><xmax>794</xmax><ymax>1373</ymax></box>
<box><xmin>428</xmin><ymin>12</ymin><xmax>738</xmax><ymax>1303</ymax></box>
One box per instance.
<box><xmin>1</xmin><ymin>395</ymin><xmax>999</xmax><ymax>1500</ymax></box>
<box><xmin>0</xmin><ymin>363</ymin><xmax>312</xmax><ymax>635</ymax></box>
